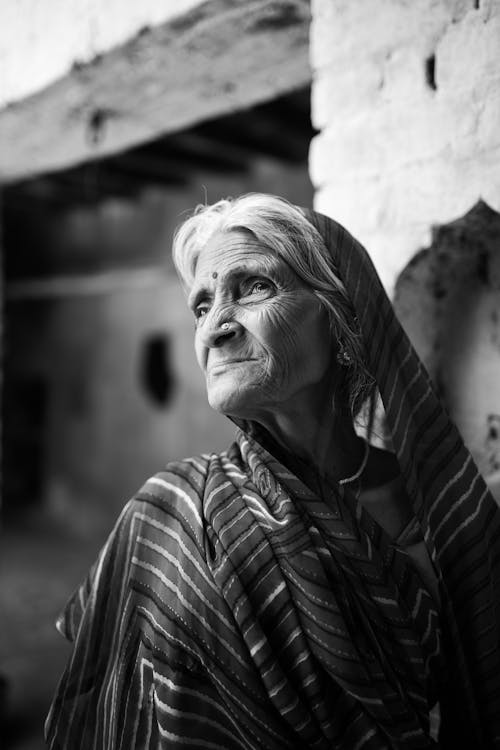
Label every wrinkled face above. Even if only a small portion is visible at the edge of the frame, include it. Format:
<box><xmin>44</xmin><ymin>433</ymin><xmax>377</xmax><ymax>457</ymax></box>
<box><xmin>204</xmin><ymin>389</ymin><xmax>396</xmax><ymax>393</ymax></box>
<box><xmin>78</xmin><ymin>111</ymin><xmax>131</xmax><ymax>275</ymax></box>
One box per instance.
<box><xmin>188</xmin><ymin>230</ymin><xmax>335</xmax><ymax>419</ymax></box>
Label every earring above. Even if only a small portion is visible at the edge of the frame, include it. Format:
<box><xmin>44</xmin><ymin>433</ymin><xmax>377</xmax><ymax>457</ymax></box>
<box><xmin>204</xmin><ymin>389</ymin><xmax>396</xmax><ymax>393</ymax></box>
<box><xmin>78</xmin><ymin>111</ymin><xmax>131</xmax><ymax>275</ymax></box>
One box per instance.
<box><xmin>336</xmin><ymin>346</ymin><xmax>352</xmax><ymax>366</ymax></box>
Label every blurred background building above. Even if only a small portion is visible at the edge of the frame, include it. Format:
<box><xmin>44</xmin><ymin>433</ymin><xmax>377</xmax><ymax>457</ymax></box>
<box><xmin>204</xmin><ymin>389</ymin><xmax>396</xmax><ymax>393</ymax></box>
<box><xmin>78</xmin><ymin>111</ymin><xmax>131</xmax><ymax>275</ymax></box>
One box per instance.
<box><xmin>0</xmin><ymin>1</ymin><xmax>499</xmax><ymax>748</ymax></box>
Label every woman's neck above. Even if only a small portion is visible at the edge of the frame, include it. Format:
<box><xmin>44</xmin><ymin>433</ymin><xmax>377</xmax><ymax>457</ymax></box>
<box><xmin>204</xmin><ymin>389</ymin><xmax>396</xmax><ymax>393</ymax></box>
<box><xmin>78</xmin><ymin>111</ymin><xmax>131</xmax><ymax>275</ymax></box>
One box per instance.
<box><xmin>248</xmin><ymin>397</ymin><xmax>363</xmax><ymax>483</ymax></box>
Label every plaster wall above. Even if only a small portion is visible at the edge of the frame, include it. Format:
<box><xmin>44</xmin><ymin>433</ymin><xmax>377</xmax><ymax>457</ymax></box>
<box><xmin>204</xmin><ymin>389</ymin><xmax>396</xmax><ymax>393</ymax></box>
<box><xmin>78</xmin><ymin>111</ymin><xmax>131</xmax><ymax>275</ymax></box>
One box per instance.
<box><xmin>309</xmin><ymin>0</ymin><xmax>500</xmax><ymax>294</ymax></box>
<box><xmin>394</xmin><ymin>203</ymin><xmax>500</xmax><ymax>495</ymax></box>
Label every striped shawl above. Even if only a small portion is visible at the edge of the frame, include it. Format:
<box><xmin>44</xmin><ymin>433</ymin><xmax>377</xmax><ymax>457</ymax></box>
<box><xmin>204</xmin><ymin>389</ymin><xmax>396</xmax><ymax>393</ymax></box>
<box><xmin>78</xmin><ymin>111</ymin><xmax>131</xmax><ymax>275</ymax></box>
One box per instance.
<box><xmin>46</xmin><ymin>211</ymin><xmax>500</xmax><ymax>749</ymax></box>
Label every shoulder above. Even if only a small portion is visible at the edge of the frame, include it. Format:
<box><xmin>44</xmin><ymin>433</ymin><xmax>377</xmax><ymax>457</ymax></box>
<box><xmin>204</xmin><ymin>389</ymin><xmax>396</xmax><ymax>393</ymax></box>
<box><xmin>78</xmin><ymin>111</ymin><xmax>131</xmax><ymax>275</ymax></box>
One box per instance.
<box><xmin>129</xmin><ymin>453</ymin><xmax>231</xmax><ymax>548</ymax></box>
<box><xmin>57</xmin><ymin>455</ymin><xmax>222</xmax><ymax>640</ymax></box>
<box><xmin>138</xmin><ymin>455</ymin><xmax>212</xmax><ymax>505</ymax></box>
<box><xmin>97</xmin><ymin>450</ymin><xmax>243</xmax><ymax>572</ymax></box>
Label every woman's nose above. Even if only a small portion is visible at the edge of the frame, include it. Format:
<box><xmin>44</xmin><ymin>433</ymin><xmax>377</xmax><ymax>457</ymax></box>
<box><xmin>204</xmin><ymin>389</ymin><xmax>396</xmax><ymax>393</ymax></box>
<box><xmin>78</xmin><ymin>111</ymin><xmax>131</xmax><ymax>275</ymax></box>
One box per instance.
<box><xmin>199</xmin><ymin>317</ymin><xmax>240</xmax><ymax>348</ymax></box>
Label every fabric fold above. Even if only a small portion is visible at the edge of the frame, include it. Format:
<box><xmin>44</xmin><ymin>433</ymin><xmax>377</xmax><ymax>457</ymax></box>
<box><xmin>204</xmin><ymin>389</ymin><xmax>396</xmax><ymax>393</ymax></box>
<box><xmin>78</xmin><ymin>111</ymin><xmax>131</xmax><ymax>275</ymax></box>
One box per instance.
<box><xmin>46</xmin><ymin>208</ymin><xmax>500</xmax><ymax>749</ymax></box>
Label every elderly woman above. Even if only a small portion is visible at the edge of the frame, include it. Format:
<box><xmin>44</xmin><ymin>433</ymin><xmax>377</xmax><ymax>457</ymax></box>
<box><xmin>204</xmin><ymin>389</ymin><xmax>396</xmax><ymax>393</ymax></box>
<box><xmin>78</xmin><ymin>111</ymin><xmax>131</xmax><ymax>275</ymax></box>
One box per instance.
<box><xmin>46</xmin><ymin>195</ymin><xmax>500</xmax><ymax>749</ymax></box>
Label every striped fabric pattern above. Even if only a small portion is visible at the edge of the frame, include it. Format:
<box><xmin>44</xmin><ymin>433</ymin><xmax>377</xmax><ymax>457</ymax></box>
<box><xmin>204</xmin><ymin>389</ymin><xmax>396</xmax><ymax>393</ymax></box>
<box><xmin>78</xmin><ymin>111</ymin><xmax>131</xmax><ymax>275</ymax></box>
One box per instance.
<box><xmin>45</xmin><ymin>211</ymin><xmax>500</xmax><ymax>748</ymax></box>
<box><xmin>305</xmin><ymin>210</ymin><xmax>500</xmax><ymax>744</ymax></box>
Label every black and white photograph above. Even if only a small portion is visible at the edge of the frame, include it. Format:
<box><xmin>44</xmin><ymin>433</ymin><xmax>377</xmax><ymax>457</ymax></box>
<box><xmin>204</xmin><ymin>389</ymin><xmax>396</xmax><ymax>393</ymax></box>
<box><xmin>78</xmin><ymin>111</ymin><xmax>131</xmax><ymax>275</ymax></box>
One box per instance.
<box><xmin>1</xmin><ymin>1</ymin><xmax>500</xmax><ymax>748</ymax></box>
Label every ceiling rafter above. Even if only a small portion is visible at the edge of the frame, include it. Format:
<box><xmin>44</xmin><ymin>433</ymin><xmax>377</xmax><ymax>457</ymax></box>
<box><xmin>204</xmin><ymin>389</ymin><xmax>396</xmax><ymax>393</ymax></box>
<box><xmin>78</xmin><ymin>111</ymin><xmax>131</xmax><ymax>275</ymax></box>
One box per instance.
<box><xmin>5</xmin><ymin>87</ymin><xmax>315</xmax><ymax>210</ymax></box>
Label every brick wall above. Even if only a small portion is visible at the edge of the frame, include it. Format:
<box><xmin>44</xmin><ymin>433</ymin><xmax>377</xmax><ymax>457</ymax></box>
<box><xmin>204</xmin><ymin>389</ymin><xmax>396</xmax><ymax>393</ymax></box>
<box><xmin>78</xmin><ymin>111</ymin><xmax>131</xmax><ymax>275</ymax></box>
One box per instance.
<box><xmin>309</xmin><ymin>0</ymin><xmax>500</xmax><ymax>293</ymax></box>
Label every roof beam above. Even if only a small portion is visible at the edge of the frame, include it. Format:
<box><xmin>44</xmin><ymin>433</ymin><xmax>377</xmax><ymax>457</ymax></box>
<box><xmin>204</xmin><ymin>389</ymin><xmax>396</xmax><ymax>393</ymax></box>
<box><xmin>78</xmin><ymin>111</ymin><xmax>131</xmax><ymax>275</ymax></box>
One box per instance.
<box><xmin>0</xmin><ymin>0</ymin><xmax>311</xmax><ymax>184</ymax></box>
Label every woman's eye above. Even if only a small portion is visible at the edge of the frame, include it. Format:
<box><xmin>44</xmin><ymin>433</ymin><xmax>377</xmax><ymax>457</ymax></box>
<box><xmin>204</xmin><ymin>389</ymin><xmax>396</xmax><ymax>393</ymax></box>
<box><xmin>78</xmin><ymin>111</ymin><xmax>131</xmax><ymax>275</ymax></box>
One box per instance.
<box><xmin>239</xmin><ymin>279</ymin><xmax>274</xmax><ymax>305</ymax></box>
<box><xmin>248</xmin><ymin>280</ymin><xmax>272</xmax><ymax>295</ymax></box>
<box><xmin>194</xmin><ymin>305</ymin><xmax>209</xmax><ymax>319</ymax></box>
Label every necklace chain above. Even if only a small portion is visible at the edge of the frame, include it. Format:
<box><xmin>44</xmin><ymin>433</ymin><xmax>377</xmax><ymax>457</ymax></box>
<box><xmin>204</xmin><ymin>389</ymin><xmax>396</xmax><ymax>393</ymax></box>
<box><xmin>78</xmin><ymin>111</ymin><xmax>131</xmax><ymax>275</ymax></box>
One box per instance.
<box><xmin>338</xmin><ymin>441</ymin><xmax>370</xmax><ymax>485</ymax></box>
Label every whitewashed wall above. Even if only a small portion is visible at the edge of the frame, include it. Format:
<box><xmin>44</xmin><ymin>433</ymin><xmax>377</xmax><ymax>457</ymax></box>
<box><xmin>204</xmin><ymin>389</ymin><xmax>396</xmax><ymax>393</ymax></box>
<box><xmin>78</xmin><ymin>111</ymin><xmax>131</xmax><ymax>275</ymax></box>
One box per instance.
<box><xmin>309</xmin><ymin>0</ymin><xmax>500</xmax><ymax>294</ymax></box>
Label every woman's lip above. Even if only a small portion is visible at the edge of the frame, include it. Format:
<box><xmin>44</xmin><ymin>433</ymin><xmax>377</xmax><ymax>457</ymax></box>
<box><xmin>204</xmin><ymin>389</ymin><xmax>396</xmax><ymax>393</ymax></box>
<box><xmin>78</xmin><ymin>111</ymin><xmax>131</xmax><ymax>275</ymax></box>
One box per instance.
<box><xmin>208</xmin><ymin>358</ymin><xmax>255</xmax><ymax>372</ymax></box>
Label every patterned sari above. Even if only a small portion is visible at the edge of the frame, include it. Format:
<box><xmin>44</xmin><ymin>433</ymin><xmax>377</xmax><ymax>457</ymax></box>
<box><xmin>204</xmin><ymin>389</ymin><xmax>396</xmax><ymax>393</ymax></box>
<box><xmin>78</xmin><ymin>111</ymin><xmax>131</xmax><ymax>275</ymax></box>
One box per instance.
<box><xmin>46</xmin><ymin>211</ymin><xmax>500</xmax><ymax>748</ymax></box>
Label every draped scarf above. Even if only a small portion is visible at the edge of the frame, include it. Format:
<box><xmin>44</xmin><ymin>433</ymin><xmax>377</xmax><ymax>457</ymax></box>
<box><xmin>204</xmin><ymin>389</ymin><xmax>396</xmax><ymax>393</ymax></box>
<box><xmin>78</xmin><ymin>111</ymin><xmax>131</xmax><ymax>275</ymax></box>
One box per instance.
<box><xmin>46</xmin><ymin>209</ymin><xmax>500</xmax><ymax>750</ymax></box>
<box><xmin>204</xmin><ymin>209</ymin><xmax>500</xmax><ymax>746</ymax></box>
<box><xmin>301</xmin><ymin>209</ymin><xmax>500</xmax><ymax>743</ymax></box>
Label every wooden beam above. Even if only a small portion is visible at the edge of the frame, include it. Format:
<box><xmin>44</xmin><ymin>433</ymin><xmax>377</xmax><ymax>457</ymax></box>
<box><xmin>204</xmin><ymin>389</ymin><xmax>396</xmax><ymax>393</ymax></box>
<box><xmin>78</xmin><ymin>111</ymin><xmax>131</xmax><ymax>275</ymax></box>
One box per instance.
<box><xmin>0</xmin><ymin>0</ymin><xmax>311</xmax><ymax>184</ymax></box>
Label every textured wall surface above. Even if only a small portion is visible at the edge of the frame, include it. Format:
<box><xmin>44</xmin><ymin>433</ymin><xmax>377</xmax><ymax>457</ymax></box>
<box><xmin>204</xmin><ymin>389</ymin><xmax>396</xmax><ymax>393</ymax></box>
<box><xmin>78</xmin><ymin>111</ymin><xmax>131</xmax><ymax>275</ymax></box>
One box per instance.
<box><xmin>0</xmin><ymin>0</ymin><xmax>312</xmax><ymax>181</ymax></box>
<box><xmin>394</xmin><ymin>202</ymin><xmax>500</xmax><ymax>491</ymax></box>
<box><xmin>310</xmin><ymin>0</ymin><xmax>500</xmax><ymax>293</ymax></box>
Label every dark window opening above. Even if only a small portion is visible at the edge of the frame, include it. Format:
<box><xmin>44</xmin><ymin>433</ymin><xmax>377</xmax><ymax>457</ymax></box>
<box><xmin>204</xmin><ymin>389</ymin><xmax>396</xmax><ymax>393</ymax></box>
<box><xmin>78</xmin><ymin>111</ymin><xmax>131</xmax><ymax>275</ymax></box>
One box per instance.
<box><xmin>140</xmin><ymin>333</ymin><xmax>175</xmax><ymax>407</ymax></box>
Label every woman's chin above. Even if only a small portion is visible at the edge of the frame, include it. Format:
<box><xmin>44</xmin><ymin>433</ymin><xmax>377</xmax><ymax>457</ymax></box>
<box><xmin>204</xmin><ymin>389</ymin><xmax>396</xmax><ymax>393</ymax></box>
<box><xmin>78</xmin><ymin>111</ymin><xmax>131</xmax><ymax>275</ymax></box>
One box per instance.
<box><xmin>207</xmin><ymin>381</ymin><xmax>256</xmax><ymax>416</ymax></box>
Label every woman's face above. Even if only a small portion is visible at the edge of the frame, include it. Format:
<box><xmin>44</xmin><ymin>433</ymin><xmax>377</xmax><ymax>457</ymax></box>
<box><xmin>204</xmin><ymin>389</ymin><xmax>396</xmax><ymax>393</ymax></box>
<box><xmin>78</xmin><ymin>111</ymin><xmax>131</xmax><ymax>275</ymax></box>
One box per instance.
<box><xmin>188</xmin><ymin>230</ymin><xmax>335</xmax><ymax>419</ymax></box>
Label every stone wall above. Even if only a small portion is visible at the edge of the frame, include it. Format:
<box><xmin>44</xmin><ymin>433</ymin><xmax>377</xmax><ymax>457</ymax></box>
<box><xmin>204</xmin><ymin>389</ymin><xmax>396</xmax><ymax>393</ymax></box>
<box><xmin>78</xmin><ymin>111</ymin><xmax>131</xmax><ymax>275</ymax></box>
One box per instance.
<box><xmin>309</xmin><ymin>0</ymin><xmax>500</xmax><ymax>293</ymax></box>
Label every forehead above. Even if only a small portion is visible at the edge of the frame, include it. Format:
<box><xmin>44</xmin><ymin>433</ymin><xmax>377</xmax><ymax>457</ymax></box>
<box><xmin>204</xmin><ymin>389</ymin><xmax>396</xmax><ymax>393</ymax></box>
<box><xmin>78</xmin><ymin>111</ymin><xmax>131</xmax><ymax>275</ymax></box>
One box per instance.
<box><xmin>192</xmin><ymin>229</ymin><xmax>282</xmax><ymax>281</ymax></box>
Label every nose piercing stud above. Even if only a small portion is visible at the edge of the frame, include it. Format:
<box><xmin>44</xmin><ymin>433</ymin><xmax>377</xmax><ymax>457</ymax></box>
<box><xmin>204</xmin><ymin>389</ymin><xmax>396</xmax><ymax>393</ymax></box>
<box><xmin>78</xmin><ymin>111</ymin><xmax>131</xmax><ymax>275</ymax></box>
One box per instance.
<box><xmin>221</xmin><ymin>323</ymin><xmax>230</xmax><ymax>331</ymax></box>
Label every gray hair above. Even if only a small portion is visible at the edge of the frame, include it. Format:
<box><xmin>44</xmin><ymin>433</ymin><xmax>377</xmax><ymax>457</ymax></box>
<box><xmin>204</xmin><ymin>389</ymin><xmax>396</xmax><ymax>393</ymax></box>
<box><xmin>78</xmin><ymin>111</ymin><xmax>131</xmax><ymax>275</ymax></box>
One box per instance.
<box><xmin>172</xmin><ymin>193</ymin><xmax>374</xmax><ymax>416</ymax></box>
